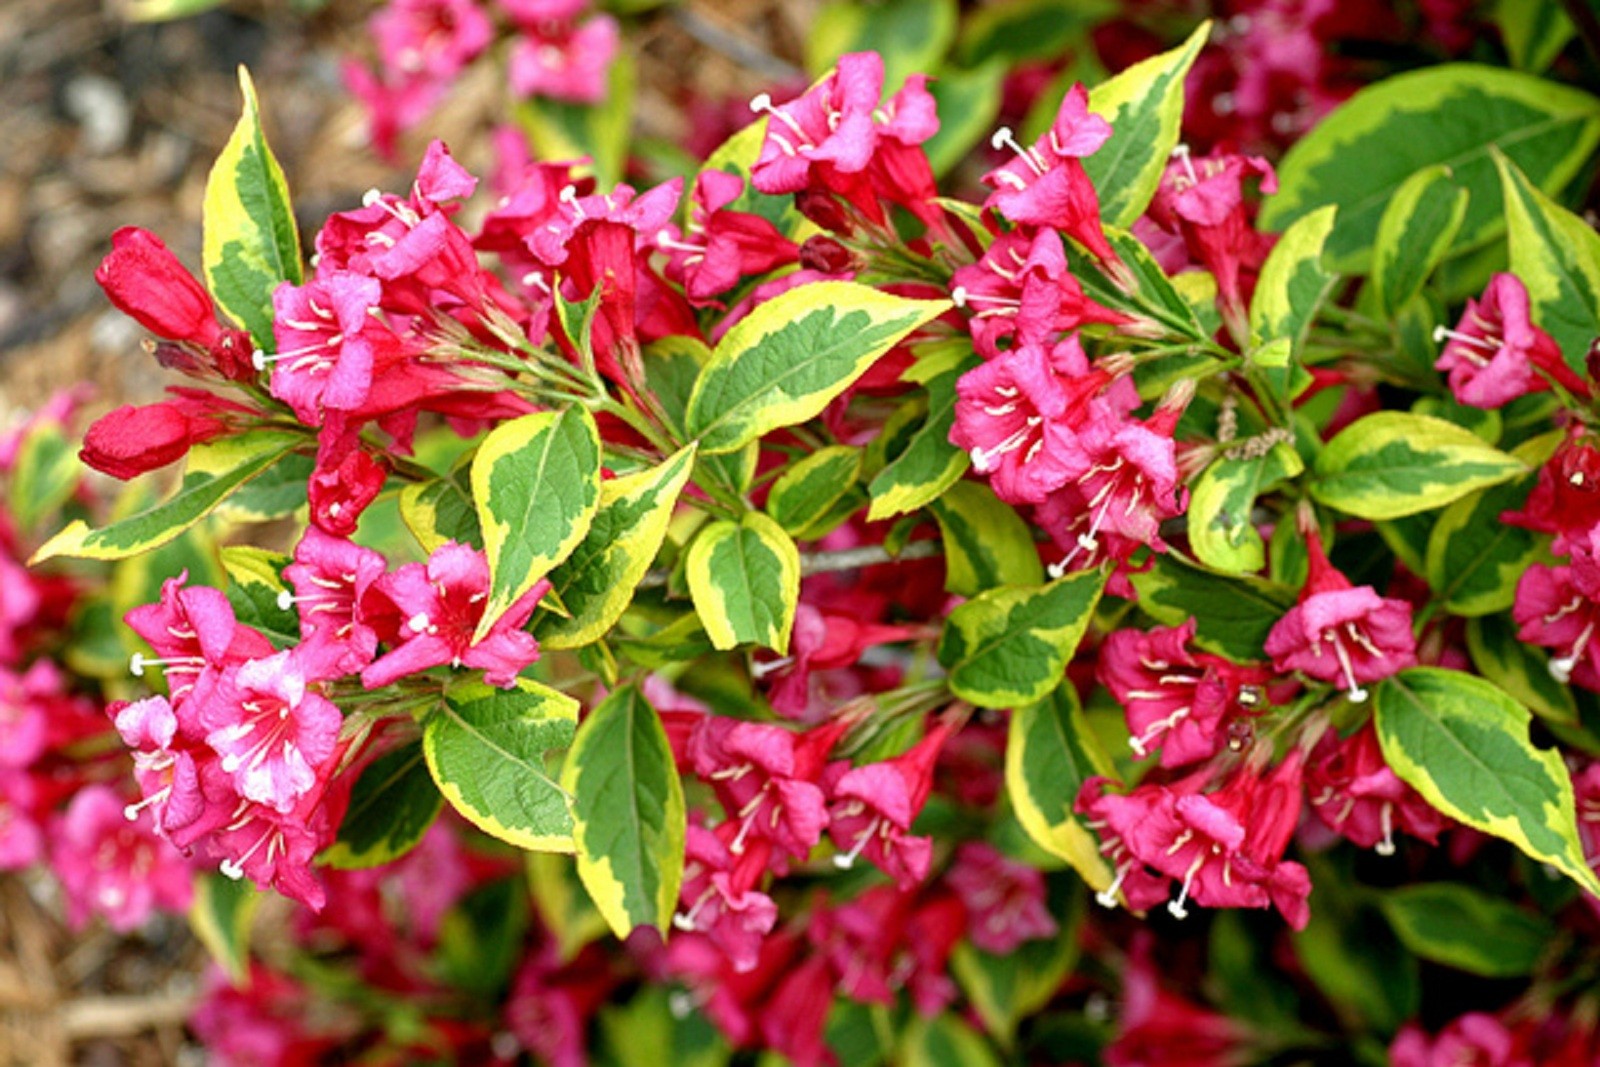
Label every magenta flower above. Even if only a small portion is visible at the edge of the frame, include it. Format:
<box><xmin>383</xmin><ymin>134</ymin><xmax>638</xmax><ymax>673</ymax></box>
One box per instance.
<box><xmin>0</xmin><ymin>661</ymin><xmax>56</xmax><ymax>770</ymax></box>
<box><xmin>945</xmin><ymin>841</ymin><xmax>1058</xmax><ymax>954</ymax></box>
<box><xmin>950</xmin><ymin>341</ymin><xmax>1099</xmax><ymax>504</ymax></box>
<box><xmin>757</xmin><ymin>953</ymin><xmax>836</xmax><ymax>1067</ymax></box>
<box><xmin>1435</xmin><ymin>273</ymin><xmax>1584</xmax><ymax>408</ymax></box>
<box><xmin>361</xmin><ymin>541</ymin><xmax>547</xmax><ymax>689</ymax></box>
<box><xmin>949</xmin><ymin>229</ymin><xmax>1130</xmax><ymax>358</ymax></box>
<box><xmin>981</xmin><ymin>83</ymin><xmax>1116</xmax><ymax>263</ymax></box>
<box><xmin>1264</xmin><ymin>529</ymin><xmax>1417</xmax><ymax>702</ymax></box>
<box><xmin>80</xmin><ymin>389</ymin><xmax>253</xmax><ymax>481</ymax></box>
<box><xmin>1390</xmin><ymin>1013</ymin><xmax>1516</xmax><ymax>1067</ymax></box>
<box><xmin>657</xmin><ymin>171</ymin><xmax>800</xmax><ymax>305</ymax></box>
<box><xmin>750</xmin><ymin>52</ymin><xmax>902</xmax><ymax>195</ymax></box>
<box><xmin>1512</xmin><ymin>530</ymin><xmax>1600</xmax><ymax>689</ymax></box>
<box><xmin>1099</xmin><ymin>620</ymin><xmax>1273</xmax><ymax>767</ymax></box>
<box><xmin>1105</xmin><ymin>934</ymin><xmax>1256</xmax><ymax>1067</ymax></box>
<box><xmin>823</xmin><ymin>720</ymin><xmax>952</xmax><ymax>888</ymax></box>
<box><xmin>0</xmin><ymin>773</ymin><xmax>44</xmax><ymax>870</ymax></box>
<box><xmin>51</xmin><ymin>784</ymin><xmax>194</xmax><ymax>932</ymax></box>
<box><xmin>1503</xmin><ymin>427</ymin><xmax>1600</xmax><ymax>554</ymax></box>
<box><xmin>1037</xmin><ymin>383</ymin><xmax>1190</xmax><ymax>576</ymax></box>
<box><xmin>281</xmin><ymin>526</ymin><xmax>388</xmax><ymax>677</ymax></box>
<box><xmin>1146</xmin><ymin>147</ymin><xmax>1278</xmax><ymax>337</ymax></box>
<box><xmin>1306</xmin><ymin>725</ymin><xmax>1447</xmax><ymax>854</ymax></box>
<box><xmin>125</xmin><ymin>572</ymin><xmax>273</xmax><ymax>711</ymax></box>
<box><xmin>687</xmin><ymin>715</ymin><xmax>849</xmax><ymax>862</ymax></box>
<box><xmin>508</xmin><ymin>15</ymin><xmax>619</xmax><ymax>104</ymax></box>
<box><xmin>673</xmin><ymin>822</ymin><xmax>779</xmax><ymax>973</ymax></box>
<box><xmin>370</xmin><ymin>0</ymin><xmax>491</xmax><ymax>84</ymax></box>
<box><xmin>94</xmin><ymin>226</ymin><xmax>227</xmax><ymax>351</ymax></box>
<box><xmin>202</xmin><ymin>650</ymin><xmax>343</xmax><ymax>814</ymax></box>
<box><xmin>264</xmin><ymin>272</ymin><xmax>389</xmax><ymax>427</ymax></box>
<box><xmin>306</xmin><ymin>419</ymin><xmax>389</xmax><ymax>539</ymax></box>
<box><xmin>211</xmin><ymin>793</ymin><xmax>332</xmax><ymax>911</ymax></box>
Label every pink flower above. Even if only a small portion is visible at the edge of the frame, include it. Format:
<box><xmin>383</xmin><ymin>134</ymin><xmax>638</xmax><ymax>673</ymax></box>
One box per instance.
<box><xmin>1390</xmin><ymin>1012</ymin><xmax>1516</xmax><ymax>1067</ymax></box>
<box><xmin>981</xmin><ymin>83</ymin><xmax>1116</xmax><ymax>263</ymax></box>
<box><xmin>1512</xmin><ymin>528</ymin><xmax>1600</xmax><ymax>689</ymax></box>
<box><xmin>188</xmin><ymin>964</ymin><xmax>324</xmax><ymax>1067</ymax></box>
<box><xmin>1504</xmin><ymin>428</ymin><xmax>1600</xmax><ymax>554</ymax></box>
<box><xmin>657</xmin><ymin>171</ymin><xmax>800</xmax><ymax>305</ymax></box>
<box><xmin>1306</xmin><ymin>725</ymin><xmax>1447</xmax><ymax>854</ymax></box>
<box><xmin>949</xmin><ymin>340</ymin><xmax>1102</xmax><ymax>504</ymax></box>
<box><xmin>125</xmin><ymin>572</ymin><xmax>274</xmax><ymax>711</ymax></box>
<box><xmin>508</xmin><ymin>15</ymin><xmax>619</xmax><ymax>104</ymax></box>
<box><xmin>0</xmin><ymin>661</ymin><xmax>57</xmax><ymax>769</ymax></box>
<box><xmin>949</xmin><ymin>229</ymin><xmax>1130</xmax><ymax>358</ymax></box>
<box><xmin>823</xmin><ymin>719</ymin><xmax>953</xmax><ymax>888</ymax></box>
<box><xmin>1264</xmin><ymin>527</ymin><xmax>1417</xmax><ymax>702</ymax></box>
<box><xmin>1106</xmin><ymin>933</ymin><xmax>1255</xmax><ymax>1067</ymax></box>
<box><xmin>1099</xmin><ymin>620</ymin><xmax>1273</xmax><ymax>767</ymax></box>
<box><xmin>202</xmin><ymin>650</ymin><xmax>342</xmax><ymax>814</ymax></box>
<box><xmin>1080</xmin><ymin>755</ymin><xmax>1313</xmax><ymax>929</ymax></box>
<box><xmin>0</xmin><ymin>773</ymin><xmax>44</xmax><ymax>870</ymax></box>
<box><xmin>1037</xmin><ymin>382</ymin><xmax>1190</xmax><ymax>576</ymax></box>
<box><xmin>687</xmin><ymin>714</ymin><xmax>850</xmax><ymax>862</ymax></box>
<box><xmin>370</xmin><ymin>0</ymin><xmax>491</xmax><ymax>84</ymax></box>
<box><xmin>1435</xmin><ymin>273</ymin><xmax>1583</xmax><ymax>408</ymax></box>
<box><xmin>673</xmin><ymin>821</ymin><xmax>779</xmax><ymax>973</ymax></box>
<box><xmin>506</xmin><ymin>942</ymin><xmax>618</xmax><ymax>1067</ymax></box>
<box><xmin>264</xmin><ymin>272</ymin><xmax>394</xmax><ymax>427</ymax></box>
<box><xmin>210</xmin><ymin>791</ymin><xmax>334</xmax><ymax>911</ymax></box>
<box><xmin>361</xmin><ymin>541</ymin><xmax>547</xmax><ymax>689</ymax></box>
<box><xmin>758</xmin><ymin>953</ymin><xmax>836</xmax><ymax>1067</ymax></box>
<box><xmin>51</xmin><ymin>784</ymin><xmax>194</xmax><ymax>932</ymax></box>
<box><xmin>945</xmin><ymin>842</ymin><xmax>1058</xmax><ymax>953</ymax></box>
<box><xmin>281</xmin><ymin>527</ymin><xmax>388</xmax><ymax>676</ymax></box>
<box><xmin>1146</xmin><ymin>147</ymin><xmax>1278</xmax><ymax>337</ymax></box>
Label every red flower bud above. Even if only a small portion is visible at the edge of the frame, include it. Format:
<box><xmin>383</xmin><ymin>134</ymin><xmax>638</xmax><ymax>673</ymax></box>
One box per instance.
<box><xmin>94</xmin><ymin>228</ymin><xmax>221</xmax><ymax>348</ymax></box>
<box><xmin>80</xmin><ymin>400</ymin><xmax>230</xmax><ymax>480</ymax></box>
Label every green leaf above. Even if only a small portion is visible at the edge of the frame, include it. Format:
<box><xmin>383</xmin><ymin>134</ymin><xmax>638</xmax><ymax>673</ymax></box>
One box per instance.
<box><xmin>900</xmin><ymin>1015</ymin><xmax>1003</xmax><ymax>1067</ymax></box>
<box><xmin>956</xmin><ymin>0</ymin><xmax>1109</xmax><ymax>66</ymax></box>
<box><xmin>540</xmin><ymin>445</ymin><xmax>696</xmax><ymax>650</ymax></box>
<box><xmin>515</xmin><ymin>56</ymin><xmax>635</xmax><ymax>188</ymax></box>
<box><xmin>1291</xmin><ymin>856</ymin><xmax>1418</xmax><ymax>1035</ymax></box>
<box><xmin>121</xmin><ymin>0</ymin><xmax>228</xmax><ymax>20</ymax></box>
<box><xmin>1311</xmin><ymin>412</ymin><xmax>1526</xmax><ymax>519</ymax></box>
<box><xmin>219</xmin><ymin>545</ymin><xmax>300</xmax><ymax>647</ymax></box>
<box><xmin>7</xmin><ymin>421</ymin><xmax>81</xmax><ymax>533</ymax></box>
<box><xmin>1250</xmin><ymin>206</ymin><xmax>1339</xmax><ymax>364</ymax></box>
<box><xmin>1260</xmin><ymin>64</ymin><xmax>1600</xmax><ymax>273</ymax></box>
<box><xmin>1129</xmin><ymin>554</ymin><xmax>1298</xmax><ymax>661</ymax></box>
<box><xmin>767</xmin><ymin>446</ymin><xmax>863</xmax><ymax>536</ymax></box>
<box><xmin>866</xmin><ymin>360</ymin><xmax>975</xmax><ymax>522</ymax></box>
<box><xmin>1424</xmin><ymin>467</ymin><xmax>1544</xmax><ymax>617</ymax></box>
<box><xmin>1377</xmin><ymin>882</ymin><xmax>1556</xmax><ymax>977</ymax></box>
<box><xmin>938</xmin><ymin>571</ymin><xmax>1105</xmax><ymax>709</ymax></box>
<box><xmin>471</xmin><ymin>406</ymin><xmax>602</xmax><ymax>641</ymax></box>
<box><xmin>1466</xmin><ymin>613</ymin><xmax>1578</xmax><ymax>727</ymax></box>
<box><xmin>423</xmin><ymin>679</ymin><xmax>578</xmax><ymax>852</ymax></box>
<box><xmin>924</xmin><ymin>63</ymin><xmax>1005</xmax><ymax>178</ymax></box>
<box><xmin>685</xmin><ymin>512</ymin><xmax>801</xmax><ymax>653</ymax></box>
<box><xmin>1375</xmin><ymin>667</ymin><xmax>1600</xmax><ymax>896</ymax></box>
<box><xmin>189</xmin><ymin>873</ymin><xmax>258</xmax><ymax>987</ymax></box>
<box><xmin>1370</xmin><ymin>165</ymin><xmax>1470</xmax><ymax>317</ymax></box>
<box><xmin>807</xmin><ymin>0</ymin><xmax>957</xmax><ymax>91</ymax></box>
<box><xmin>526</xmin><ymin>850</ymin><xmax>610</xmax><ymax>962</ymax></box>
<box><xmin>215</xmin><ymin>451</ymin><xmax>315</xmax><ymax>523</ymax></box>
<box><xmin>643</xmin><ymin>335</ymin><xmax>712</xmax><ymax>439</ymax></box>
<box><xmin>399</xmin><ymin>460</ymin><xmax>482</xmax><ymax>554</ymax></box>
<box><xmin>927</xmin><ymin>480</ymin><xmax>1044</xmax><ymax>596</ymax></box>
<box><xmin>1497</xmin><ymin>150</ymin><xmax>1600</xmax><ymax>366</ymax></box>
<box><xmin>1083</xmin><ymin>22</ymin><xmax>1208</xmax><ymax>227</ymax></box>
<box><xmin>1187</xmin><ymin>443</ymin><xmax>1304</xmax><ymax>574</ymax></box>
<box><xmin>322</xmin><ymin>741</ymin><xmax>443</xmax><ymax>869</ymax></box>
<box><xmin>1495</xmin><ymin>0</ymin><xmax>1575</xmax><ymax>72</ymax></box>
<box><xmin>32</xmin><ymin>430</ymin><xmax>300</xmax><ymax>563</ymax></box>
<box><xmin>202</xmin><ymin>67</ymin><xmax>302</xmax><ymax>347</ymax></box>
<box><xmin>561</xmin><ymin>685</ymin><xmax>686</xmax><ymax>937</ymax></box>
<box><xmin>1006</xmin><ymin>681</ymin><xmax>1116</xmax><ymax>891</ymax></box>
<box><xmin>951</xmin><ymin>883</ymin><xmax>1081</xmax><ymax>1047</ymax></box>
<box><xmin>685</xmin><ymin>281</ymin><xmax>947</xmax><ymax>454</ymax></box>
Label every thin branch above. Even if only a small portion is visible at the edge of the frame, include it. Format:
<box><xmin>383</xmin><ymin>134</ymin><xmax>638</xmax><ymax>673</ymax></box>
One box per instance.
<box><xmin>60</xmin><ymin>993</ymin><xmax>195</xmax><ymax>1039</ymax></box>
<box><xmin>669</xmin><ymin>7</ymin><xmax>803</xmax><ymax>83</ymax></box>
<box><xmin>638</xmin><ymin>537</ymin><xmax>942</xmax><ymax>590</ymax></box>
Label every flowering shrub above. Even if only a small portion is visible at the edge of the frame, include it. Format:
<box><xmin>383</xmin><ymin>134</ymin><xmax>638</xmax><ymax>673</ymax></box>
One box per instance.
<box><xmin>25</xmin><ymin>0</ymin><xmax>1600</xmax><ymax>1062</ymax></box>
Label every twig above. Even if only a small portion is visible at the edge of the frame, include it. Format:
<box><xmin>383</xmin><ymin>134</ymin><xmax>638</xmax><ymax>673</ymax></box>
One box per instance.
<box><xmin>1561</xmin><ymin>0</ymin><xmax>1600</xmax><ymax>66</ymax></box>
<box><xmin>638</xmin><ymin>537</ymin><xmax>942</xmax><ymax>589</ymax></box>
<box><xmin>59</xmin><ymin>993</ymin><xmax>195</xmax><ymax>1039</ymax></box>
<box><xmin>669</xmin><ymin>7</ymin><xmax>803</xmax><ymax>83</ymax></box>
